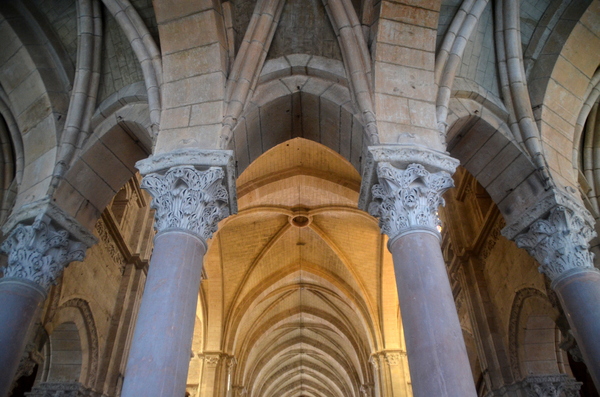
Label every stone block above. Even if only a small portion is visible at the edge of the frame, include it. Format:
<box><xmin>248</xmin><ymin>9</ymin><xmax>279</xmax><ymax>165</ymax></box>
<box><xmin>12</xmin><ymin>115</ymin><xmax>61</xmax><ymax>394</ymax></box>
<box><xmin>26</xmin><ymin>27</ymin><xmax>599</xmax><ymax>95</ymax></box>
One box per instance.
<box><xmin>408</xmin><ymin>99</ymin><xmax>437</xmax><ymax>129</ymax></box>
<box><xmin>190</xmin><ymin>101</ymin><xmax>223</xmax><ymax>126</ymax></box>
<box><xmin>154</xmin><ymin>0</ymin><xmax>214</xmax><ymax>24</ymax></box>
<box><xmin>154</xmin><ymin>124</ymin><xmax>221</xmax><ymax>153</ymax></box>
<box><xmin>374</xmin><ymin>62</ymin><xmax>436</xmax><ymax>102</ymax></box>
<box><xmin>159</xmin><ymin>11</ymin><xmax>220</xmax><ymax>55</ymax></box>
<box><xmin>161</xmin><ymin>106</ymin><xmax>191</xmax><ymax>130</ymax></box>
<box><xmin>80</xmin><ymin>141</ymin><xmax>133</xmax><ymax>191</ymax></box>
<box><xmin>22</xmin><ymin>113</ymin><xmax>57</xmax><ymax>167</ymax></box>
<box><xmin>64</xmin><ymin>158</ymin><xmax>115</xmax><ymax>212</ymax></box>
<box><xmin>99</xmin><ymin>125</ymin><xmax>149</xmax><ymax>173</ymax></box>
<box><xmin>381</xmin><ymin>1</ymin><xmax>438</xmax><ymax>29</ymax></box>
<box><xmin>162</xmin><ymin>72</ymin><xmax>225</xmax><ymax>108</ymax></box>
<box><xmin>162</xmin><ymin>43</ymin><xmax>224</xmax><ymax>83</ymax></box>
<box><xmin>374</xmin><ymin>43</ymin><xmax>434</xmax><ymax>71</ymax></box>
<box><xmin>374</xmin><ymin>93</ymin><xmax>411</xmax><ymax>124</ymax></box>
<box><xmin>377</xmin><ymin>19</ymin><xmax>437</xmax><ymax>52</ymax></box>
<box><xmin>561</xmin><ymin>24</ymin><xmax>600</xmax><ymax>77</ymax></box>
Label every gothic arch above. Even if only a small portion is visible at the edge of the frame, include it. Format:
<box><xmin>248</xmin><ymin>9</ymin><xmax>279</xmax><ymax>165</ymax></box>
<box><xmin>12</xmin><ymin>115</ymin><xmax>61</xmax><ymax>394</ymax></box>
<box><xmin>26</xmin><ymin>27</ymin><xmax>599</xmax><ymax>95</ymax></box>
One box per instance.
<box><xmin>43</xmin><ymin>298</ymin><xmax>99</xmax><ymax>387</ymax></box>
<box><xmin>508</xmin><ymin>288</ymin><xmax>566</xmax><ymax>380</ymax></box>
<box><xmin>535</xmin><ymin>0</ymin><xmax>600</xmax><ymax>188</ymax></box>
<box><xmin>446</xmin><ymin>97</ymin><xmax>546</xmax><ymax>226</ymax></box>
<box><xmin>53</xmin><ymin>101</ymin><xmax>151</xmax><ymax>230</ymax></box>
<box><xmin>231</xmin><ymin>56</ymin><xmax>365</xmax><ymax>174</ymax></box>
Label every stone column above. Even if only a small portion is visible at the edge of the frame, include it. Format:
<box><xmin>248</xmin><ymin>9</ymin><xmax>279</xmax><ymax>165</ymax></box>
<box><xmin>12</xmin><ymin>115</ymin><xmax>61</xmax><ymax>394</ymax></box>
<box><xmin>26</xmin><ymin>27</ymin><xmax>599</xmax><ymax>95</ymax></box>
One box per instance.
<box><xmin>0</xmin><ymin>208</ymin><xmax>95</xmax><ymax>397</ymax></box>
<box><xmin>361</xmin><ymin>146</ymin><xmax>477</xmax><ymax>397</ymax></box>
<box><xmin>512</xmin><ymin>204</ymin><xmax>600</xmax><ymax>389</ymax></box>
<box><xmin>121</xmin><ymin>149</ymin><xmax>235</xmax><ymax>397</ymax></box>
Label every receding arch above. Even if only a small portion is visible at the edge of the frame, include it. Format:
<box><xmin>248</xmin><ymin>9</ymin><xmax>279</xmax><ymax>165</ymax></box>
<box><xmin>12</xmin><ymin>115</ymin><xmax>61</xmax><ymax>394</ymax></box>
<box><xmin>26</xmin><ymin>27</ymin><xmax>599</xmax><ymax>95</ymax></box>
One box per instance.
<box><xmin>53</xmin><ymin>102</ymin><xmax>151</xmax><ymax>230</ymax></box>
<box><xmin>508</xmin><ymin>288</ymin><xmax>567</xmax><ymax>380</ymax></box>
<box><xmin>447</xmin><ymin>97</ymin><xmax>546</xmax><ymax>227</ymax></box>
<box><xmin>41</xmin><ymin>298</ymin><xmax>99</xmax><ymax>387</ymax></box>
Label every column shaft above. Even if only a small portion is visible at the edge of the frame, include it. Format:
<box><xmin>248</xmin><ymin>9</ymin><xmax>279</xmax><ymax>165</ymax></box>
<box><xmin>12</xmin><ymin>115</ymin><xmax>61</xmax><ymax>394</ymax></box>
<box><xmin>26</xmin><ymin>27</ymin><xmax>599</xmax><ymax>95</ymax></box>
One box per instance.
<box><xmin>121</xmin><ymin>230</ymin><xmax>206</xmax><ymax>397</ymax></box>
<box><xmin>389</xmin><ymin>232</ymin><xmax>477</xmax><ymax>397</ymax></box>
<box><xmin>0</xmin><ymin>279</ymin><xmax>45</xmax><ymax>397</ymax></box>
<box><xmin>553</xmin><ymin>268</ymin><xmax>600</xmax><ymax>389</ymax></box>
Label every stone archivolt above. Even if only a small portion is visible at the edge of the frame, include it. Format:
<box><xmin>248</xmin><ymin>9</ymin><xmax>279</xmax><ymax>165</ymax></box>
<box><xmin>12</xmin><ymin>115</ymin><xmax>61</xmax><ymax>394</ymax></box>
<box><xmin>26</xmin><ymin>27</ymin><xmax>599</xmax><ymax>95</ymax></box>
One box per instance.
<box><xmin>369</xmin><ymin>162</ymin><xmax>454</xmax><ymax>240</ymax></box>
<box><xmin>0</xmin><ymin>216</ymin><xmax>87</xmax><ymax>291</ymax></box>
<box><xmin>141</xmin><ymin>166</ymin><xmax>230</xmax><ymax>240</ymax></box>
<box><xmin>514</xmin><ymin>206</ymin><xmax>596</xmax><ymax>281</ymax></box>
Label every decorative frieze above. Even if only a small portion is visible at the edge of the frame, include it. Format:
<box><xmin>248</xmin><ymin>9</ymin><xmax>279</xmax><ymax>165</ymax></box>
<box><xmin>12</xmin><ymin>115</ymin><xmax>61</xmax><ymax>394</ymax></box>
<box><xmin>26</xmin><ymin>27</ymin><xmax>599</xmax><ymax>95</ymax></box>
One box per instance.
<box><xmin>1</xmin><ymin>215</ymin><xmax>88</xmax><ymax>291</ymax></box>
<box><xmin>141</xmin><ymin>166</ymin><xmax>230</xmax><ymax>240</ymax></box>
<box><xmin>368</xmin><ymin>162</ymin><xmax>454</xmax><ymax>241</ymax></box>
<box><xmin>513</xmin><ymin>206</ymin><xmax>596</xmax><ymax>281</ymax></box>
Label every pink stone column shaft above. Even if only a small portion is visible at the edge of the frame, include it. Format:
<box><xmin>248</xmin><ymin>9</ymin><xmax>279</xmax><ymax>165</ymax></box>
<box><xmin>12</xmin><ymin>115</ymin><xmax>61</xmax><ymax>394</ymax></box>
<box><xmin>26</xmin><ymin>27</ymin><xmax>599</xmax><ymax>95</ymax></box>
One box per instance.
<box><xmin>553</xmin><ymin>268</ymin><xmax>600</xmax><ymax>389</ymax></box>
<box><xmin>389</xmin><ymin>232</ymin><xmax>477</xmax><ymax>397</ymax></box>
<box><xmin>0</xmin><ymin>279</ymin><xmax>45</xmax><ymax>397</ymax></box>
<box><xmin>120</xmin><ymin>230</ymin><xmax>206</xmax><ymax>397</ymax></box>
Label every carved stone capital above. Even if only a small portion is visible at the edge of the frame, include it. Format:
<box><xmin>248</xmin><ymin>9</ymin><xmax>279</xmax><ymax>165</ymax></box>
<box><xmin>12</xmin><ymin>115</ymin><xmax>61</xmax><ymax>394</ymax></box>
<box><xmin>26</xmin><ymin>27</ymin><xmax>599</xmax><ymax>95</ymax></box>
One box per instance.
<box><xmin>359</xmin><ymin>145</ymin><xmax>459</xmax><ymax>211</ymax></box>
<box><xmin>360</xmin><ymin>383</ymin><xmax>374</xmax><ymax>397</ymax></box>
<box><xmin>368</xmin><ymin>162</ymin><xmax>454</xmax><ymax>241</ymax></box>
<box><xmin>136</xmin><ymin>148</ymin><xmax>237</xmax><ymax>214</ymax></box>
<box><xmin>137</xmin><ymin>150</ymin><xmax>237</xmax><ymax>241</ymax></box>
<box><xmin>200</xmin><ymin>352</ymin><xmax>223</xmax><ymax>368</ymax></box>
<box><xmin>513</xmin><ymin>205</ymin><xmax>596</xmax><ymax>281</ymax></box>
<box><xmin>141</xmin><ymin>166</ymin><xmax>230</xmax><ymax>241</ymax></box>
<box><xmin>383</xmin><ymin>351</ymin><xmax>403</xmax><ymax>366</ymax></box>
<box><xmin>521</xmin><ymin>374</ymin><xmax>581</xmax><ymax>397</ymax></box>
<box><xmin>1</xmin><ymin>215</ymin><xmax>90</xmax><ymax>292</ymax></box>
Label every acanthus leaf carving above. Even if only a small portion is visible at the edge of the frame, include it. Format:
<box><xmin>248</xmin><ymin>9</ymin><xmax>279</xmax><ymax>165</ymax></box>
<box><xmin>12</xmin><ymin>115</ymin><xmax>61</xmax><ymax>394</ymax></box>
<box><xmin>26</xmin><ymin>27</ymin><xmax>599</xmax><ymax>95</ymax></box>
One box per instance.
<box><xmin>141</xmin><ymin>166</ymin><xmax>230</xmax><ymax>240</ymax></box>
<box><xmin>368</xmin><ymin>162</ymin><xmax>454</xmax><ymax>241</ymax></box>
<box><xmin>0</xmin><ymin>215</ymin><xmax>87</xmax><ymax>291</ymax></box>
<box><xmin>514</xmin><ymin>206</ymin><xmax>596</xmax><ymax>281</ymax></box>
<box><xmin>523</xmin><ymin>375</ymin><xmax>581</xmax><ymax>397</ymax></box>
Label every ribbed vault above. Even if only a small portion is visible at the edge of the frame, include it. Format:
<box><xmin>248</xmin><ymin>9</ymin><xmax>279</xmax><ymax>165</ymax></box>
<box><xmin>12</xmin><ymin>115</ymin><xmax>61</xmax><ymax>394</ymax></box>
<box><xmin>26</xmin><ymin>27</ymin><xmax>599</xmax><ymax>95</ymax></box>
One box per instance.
<box><xmin>195</xmin><ymin>138</ymin><xmax>411</xmax><ymax>396</ymax></box>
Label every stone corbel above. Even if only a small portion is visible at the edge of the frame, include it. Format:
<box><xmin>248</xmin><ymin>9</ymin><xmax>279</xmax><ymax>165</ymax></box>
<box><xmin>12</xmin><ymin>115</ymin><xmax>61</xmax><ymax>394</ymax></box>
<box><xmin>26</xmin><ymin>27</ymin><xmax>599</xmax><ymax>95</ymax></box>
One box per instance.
<box><xmin>359</xmin><ymin>145</ymin><xmax>459</xmax><ymax>243</ymax></box>
<box><xmin>136</xmin><ymin>149</ymin><xmax>237</xmax><ymax>241</ymax></box>
<box><xmin>0</xmin><ymin>198</ymin><xmax>97</xmax><ymax>293</ymax></box>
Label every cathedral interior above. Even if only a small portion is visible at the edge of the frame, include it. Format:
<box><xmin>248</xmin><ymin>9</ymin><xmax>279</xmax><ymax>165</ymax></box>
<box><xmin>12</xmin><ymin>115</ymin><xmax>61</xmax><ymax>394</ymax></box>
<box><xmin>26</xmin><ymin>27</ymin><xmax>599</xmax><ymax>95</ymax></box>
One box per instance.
<box><xmin>0</xmin><ymin>0</ymin><xmax>600</xmax><ymax>396</ymax></box>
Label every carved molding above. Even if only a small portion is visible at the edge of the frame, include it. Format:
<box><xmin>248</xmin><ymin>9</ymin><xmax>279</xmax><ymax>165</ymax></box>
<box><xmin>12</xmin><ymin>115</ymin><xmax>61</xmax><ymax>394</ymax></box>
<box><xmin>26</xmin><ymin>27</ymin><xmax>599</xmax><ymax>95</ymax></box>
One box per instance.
<box><xmin>0</xmin><ymin>215</ymin><xmax>89</xmax><ymax>291</ymax></box>
<box><xmin>1</xmin><ymin>197</ymin><xmax>97</xmax><ymax>248</ymax></box>
<box><xmin>479</xmin><ymin>215</ymin><xmax>505</xmax><ymax>261</ymax></box>
<box><xmin>232</xmin><ymin>386</ymin><xmax>248</xmax><ymax>396</ymax></box>
<box><xmin>369</xmin><ymin>355</ymin><xmax>380</xmax><ymax>371</ymax></box>
<box><xmin>25</xmin><ymin>382</ymin><xmax>102</xmax><ymax>397</ymax></box>
<box><xmin>94</xmin><ymin>219</ymin><xmax>126</xmax><ymax>271</ymax></box>
<box><xmin>360</xmin><ymin>383</ymin><xmax>374</xmax><ymax>397</ymax></box>
<box><xmin>368</xmin><ymin>162</ymin><xmax>454</xmax><ymax>241</ymax></box>
<box><xmin>513</xmin><ymin>206</ymin><xmax>596</xmax><ymax>281</ymax></box>
<box><xmin>502</xmin><ymin>188</ymin><xmax>594</xmax><ymax>241</ymax></box>
<box><xmin>141</xmin><ymin>166</ymin><xmax>230</xmax><ymax>241</ymax></box>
